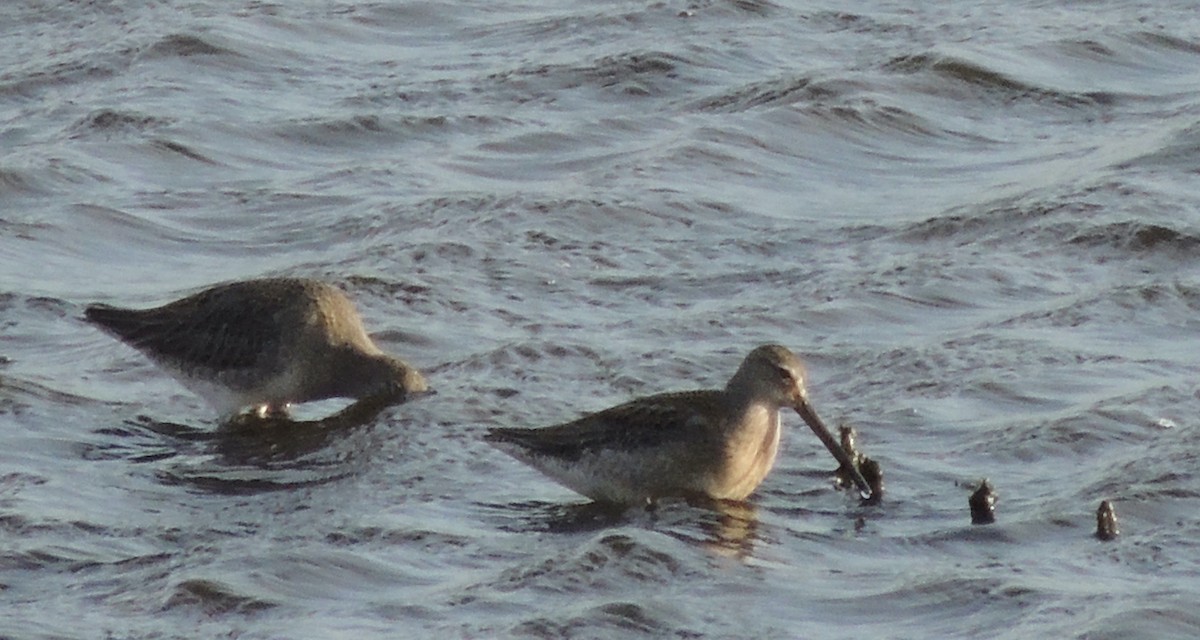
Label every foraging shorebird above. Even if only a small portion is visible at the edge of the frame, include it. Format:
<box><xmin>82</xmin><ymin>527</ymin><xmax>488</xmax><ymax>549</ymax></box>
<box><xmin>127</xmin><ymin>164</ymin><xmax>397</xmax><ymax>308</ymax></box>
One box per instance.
<box><xmin>486</xmin><ymin>344</ymin><xmax>871</xmax><ymax>505</ymax></box>
<box><xmin>85</xmin><ymin>277</ymin><xmax>429</xmax><ymax>420</ymax></box>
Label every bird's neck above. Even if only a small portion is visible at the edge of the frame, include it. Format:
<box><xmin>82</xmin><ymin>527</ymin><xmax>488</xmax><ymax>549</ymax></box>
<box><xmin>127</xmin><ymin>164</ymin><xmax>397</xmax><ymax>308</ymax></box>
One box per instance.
<box><xmin>722</xmin><ymin>371</ymin><xmax>768</xmax><ymax>414</ymax></box>
<box><xmin>719</xmin><ymin>383</ymin><xmax>779</xmax><ymax>435</ymax></box>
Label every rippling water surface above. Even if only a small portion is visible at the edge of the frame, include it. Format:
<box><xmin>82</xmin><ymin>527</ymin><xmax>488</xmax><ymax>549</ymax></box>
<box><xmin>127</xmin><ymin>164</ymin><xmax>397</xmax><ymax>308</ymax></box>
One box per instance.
<box><xmin>4</xmin><ymin>1</ymin><xmax>1200</xmax><ymax>638</ymax></box>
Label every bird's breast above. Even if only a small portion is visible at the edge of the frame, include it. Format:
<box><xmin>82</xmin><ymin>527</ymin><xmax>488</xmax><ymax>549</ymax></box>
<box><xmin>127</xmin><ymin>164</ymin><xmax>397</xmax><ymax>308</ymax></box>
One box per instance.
<box><xmin>710</xmin><ymin>407</ymin><xmax>782</xmax><ymax>500</ymax></box>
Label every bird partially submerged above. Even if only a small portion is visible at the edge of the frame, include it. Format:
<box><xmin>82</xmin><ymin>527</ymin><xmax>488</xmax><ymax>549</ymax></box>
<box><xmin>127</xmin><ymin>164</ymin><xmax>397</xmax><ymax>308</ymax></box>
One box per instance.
<box><xmin>86</xmin><ymin>277</ymin><xmax>429</xmax><ymax>420</ymax></box>
<box><xmin>486</xmin><ymin>344</ymin><xmax>871</xmax><ymax>505</ymax></box>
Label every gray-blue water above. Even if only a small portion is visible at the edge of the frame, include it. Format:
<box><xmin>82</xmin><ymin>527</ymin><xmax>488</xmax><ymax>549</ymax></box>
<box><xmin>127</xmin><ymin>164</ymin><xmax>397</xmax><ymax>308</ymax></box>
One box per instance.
<box><xmin>4</xmin><ymin>1</ymin><xmax>1200</xmax><ymax>637</ymax></box>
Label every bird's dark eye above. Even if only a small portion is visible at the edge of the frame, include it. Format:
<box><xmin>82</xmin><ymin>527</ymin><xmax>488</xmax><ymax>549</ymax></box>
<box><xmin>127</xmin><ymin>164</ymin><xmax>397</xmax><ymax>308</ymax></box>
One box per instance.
<box><xmin>776</xmin><ymin>366</ymin><xmax>794</xmax><ymax>382</ymax></box>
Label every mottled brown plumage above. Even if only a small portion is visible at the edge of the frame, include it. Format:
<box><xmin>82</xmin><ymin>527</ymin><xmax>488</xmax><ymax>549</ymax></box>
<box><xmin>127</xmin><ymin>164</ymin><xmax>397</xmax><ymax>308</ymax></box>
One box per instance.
<box><xmin>486</xmin><ymin>345</ymin><xmax>871</xmax><ymax>505</ymax></box>
<box><xmin>86</xmin><ymin>278</ymin><xmax>428</xmax><ymax>419</ymax></box>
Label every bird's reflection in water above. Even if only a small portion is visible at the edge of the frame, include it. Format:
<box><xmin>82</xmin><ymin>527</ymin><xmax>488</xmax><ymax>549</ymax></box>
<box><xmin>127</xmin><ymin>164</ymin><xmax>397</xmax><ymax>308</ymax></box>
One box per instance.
<box><xmin>492</xmin><ymin>496</ymin><xmax>761</xmax><ymax>559</ymax></box>
<box><xmin>212</xmin><ymin>391</ymin><xmax>406</xmax><ymax>465</ymax></box>
<box><xmin>490</xmin><ymin>500</ymin><xmax>629</xmax><ymax>534</ymax></box>
<box><xmin>701</xmin><ymin>499</ymin><xmax>760</xmax><ymax>558</ymax></box>
<box><xmin>669</xmin><ymin>497</ymin><xmax>760</xmax><ymax>559</ymax></box>
<box><xmin>132</xmin><ymin>391</ymin><xmax>417</xmax><ymax>494</ymax></box>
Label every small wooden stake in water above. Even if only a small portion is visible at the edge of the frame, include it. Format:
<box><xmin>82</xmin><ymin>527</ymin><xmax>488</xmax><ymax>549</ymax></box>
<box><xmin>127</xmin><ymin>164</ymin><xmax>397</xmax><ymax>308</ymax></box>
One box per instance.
<box><xmin>969</xmin><ymin>479</ymin><xmax>996</xmax><ymax>525</ymax></box>
<box><xmin>1095</xmin><ymin>500</ymin><xmax>1119</xmax><ymax>541</ymax></box>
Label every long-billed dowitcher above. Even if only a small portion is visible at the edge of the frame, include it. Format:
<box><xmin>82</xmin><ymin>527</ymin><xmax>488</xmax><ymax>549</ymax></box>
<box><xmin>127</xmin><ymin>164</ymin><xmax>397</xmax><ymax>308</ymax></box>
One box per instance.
<box><xmin>85</xmin><ymin>278</ymin><xmax>429</xmax><ymax>420</ymax></box>
<box><xmin>486</xmin><ymin>344</ymin><xmax>871</xmax><ymax>505</ymax></box>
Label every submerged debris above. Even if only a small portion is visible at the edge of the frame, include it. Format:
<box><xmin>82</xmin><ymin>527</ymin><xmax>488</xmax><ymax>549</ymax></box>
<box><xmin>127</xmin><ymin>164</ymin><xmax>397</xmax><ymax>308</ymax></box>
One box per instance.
<box><xmin>839</xmin><ymin>424</ymin><xmax>860</xmax><ymax>459</ymax></box>
<box><xmin>834</xmin><ymin>425</ymin><xmax>884</xmax><ymax>504</ymax></box>
<box><xmin>969</xmin><ymin>479</ymin><xmax>997</xmax><ymax>525</ymax></box>
<box><xmin>833</xmin><ymin>425</ymin><xmax>863</xmax><ymax>490</ymax></box>
<box><xmin>1095</xmin><ymin>500</ymin><xmax>1119</xmax><ymax>541</ymax></box>
<box><xmin>858</xmin><ymin>457</ymin><xmax>884</xmax><ymax>505</ymax></box>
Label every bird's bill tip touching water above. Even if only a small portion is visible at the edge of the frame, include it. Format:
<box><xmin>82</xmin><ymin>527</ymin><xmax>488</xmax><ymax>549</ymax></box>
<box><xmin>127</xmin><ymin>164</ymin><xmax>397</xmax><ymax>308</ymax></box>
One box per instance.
<box><xmin>403</xmin><ymin>368</ymin><xmax>431</xmax><ymax>395</ymax></box>
<box><xmin>391</xmin><ymin>378</ymin><xmax>435</xmax><ymax>402</ymax></box>
<box><xmin>794</xmin><ymin>397</ymin><xmax>873</xmax><ymax>498</ymax></box>
<box><xmin>382</xmin><ymin>358</ymin><xmax>431</xmax><ymax>397</ymax></box>
<box><xmin>407</xmin><ymin>386</ymin><xmax>436</xmax><ymax>400</ymax></box>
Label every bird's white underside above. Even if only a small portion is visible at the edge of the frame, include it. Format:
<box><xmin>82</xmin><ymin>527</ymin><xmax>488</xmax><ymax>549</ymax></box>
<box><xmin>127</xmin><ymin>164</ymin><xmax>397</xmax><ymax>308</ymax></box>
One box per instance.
<box><xmin>493</xmin><ymin>411</ymin><xmax>784</xmax><ymax>504</ymax></box>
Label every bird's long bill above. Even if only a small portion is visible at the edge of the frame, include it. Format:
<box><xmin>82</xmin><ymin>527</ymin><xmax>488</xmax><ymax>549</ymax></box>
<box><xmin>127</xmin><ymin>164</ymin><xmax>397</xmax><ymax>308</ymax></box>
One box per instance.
<box><xmin>794</xmin><ymin>398</ymin><xmax>873</xmax><ymax>498</ymax></box>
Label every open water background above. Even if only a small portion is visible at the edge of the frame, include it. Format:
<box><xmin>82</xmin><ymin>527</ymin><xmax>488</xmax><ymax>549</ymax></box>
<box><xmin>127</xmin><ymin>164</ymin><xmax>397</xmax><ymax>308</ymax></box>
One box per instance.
<box><xmin>4</xmin><ymin>1</ymin><xmax>1200</xmax><ymax>638</ymax></box>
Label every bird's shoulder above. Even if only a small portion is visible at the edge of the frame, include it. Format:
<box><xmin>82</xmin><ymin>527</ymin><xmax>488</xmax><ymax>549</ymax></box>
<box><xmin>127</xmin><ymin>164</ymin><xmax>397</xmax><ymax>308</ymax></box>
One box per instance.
<box><xmin>487</xmin><ymin>389</ymin><xmax>726</xmax><ymax>459</ymax></box>
<box><xmin>85</xmin><ymin>279</ymin><xmax>325</xmax><ymax>369</ymax></box>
